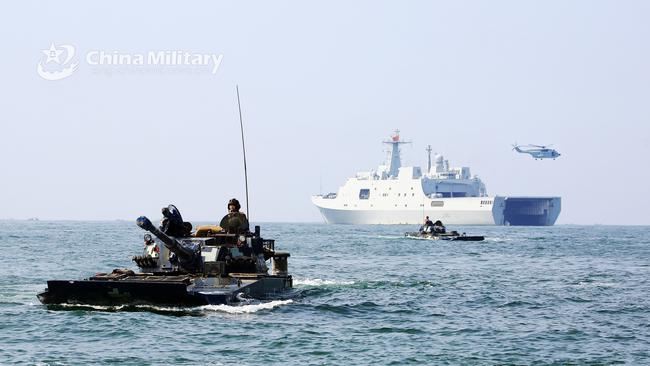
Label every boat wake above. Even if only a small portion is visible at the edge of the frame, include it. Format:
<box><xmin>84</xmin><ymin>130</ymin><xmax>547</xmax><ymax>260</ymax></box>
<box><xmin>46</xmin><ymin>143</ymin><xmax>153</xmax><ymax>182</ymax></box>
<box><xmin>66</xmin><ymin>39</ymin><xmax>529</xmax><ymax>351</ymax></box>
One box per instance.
<box><xmin>294</xmin><ymin>278</ymin><xmax>355</xmax><ymax>286</ymax></box>
<box><xmin>367</xmin><ymin>234</ymin><xmax>407</xmax><ymax>240</ymax></box>
<box><xmin>200</xmin><ymin>299</ymin><xmax>293</xmax><ymax>314</ymax></box>
<box><xmin>45</xmin><ymin>302</ymin><xmax>200</xmax><ymax>314</ymax></box>
<box><xmin>403</xmin><ymin>235</ymin><xmax>432</xmax><ymax>241</ymax></box>
<box><xmin>484</xmin><ymin>237</ymin><xmax>511</xmax><ymax>243</ymax></box>
<box><xmin>42</xmin><ymin>299</ymin><xmax>293</xmax><ymax>315</ymax></box>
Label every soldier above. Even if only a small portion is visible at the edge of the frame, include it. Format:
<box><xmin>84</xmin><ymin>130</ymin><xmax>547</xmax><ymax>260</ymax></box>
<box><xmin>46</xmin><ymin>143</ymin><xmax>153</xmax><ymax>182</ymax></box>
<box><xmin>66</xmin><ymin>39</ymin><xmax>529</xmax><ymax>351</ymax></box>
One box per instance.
<box><xmin>421</xmin><ymin>216</ymin><xmax>434</xmax><ymax>233</ymax></box>
<box><xmin>220</xmin><ymin>198</ymin><xmax>250</xmax><ymax>234</ymax></box>
<box><xmin>433</xmin><ymin>220</ymin><xmax>446</xmax><ymax>234</ymax></box>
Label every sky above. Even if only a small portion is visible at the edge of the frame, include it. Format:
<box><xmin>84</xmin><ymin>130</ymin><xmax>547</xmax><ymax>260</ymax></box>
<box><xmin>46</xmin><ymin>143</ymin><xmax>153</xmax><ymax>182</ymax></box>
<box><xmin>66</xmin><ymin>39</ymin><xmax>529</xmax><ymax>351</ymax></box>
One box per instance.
<box><xmin>0</xmin><ymin>1</ymin><xmax>649</xmax><ymax>224</ymax></box>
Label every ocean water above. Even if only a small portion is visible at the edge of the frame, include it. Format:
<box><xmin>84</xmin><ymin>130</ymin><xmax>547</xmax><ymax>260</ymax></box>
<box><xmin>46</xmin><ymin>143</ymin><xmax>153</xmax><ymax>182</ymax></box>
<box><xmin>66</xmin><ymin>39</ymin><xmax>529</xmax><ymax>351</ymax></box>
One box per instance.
<box><xmin>1</xmin><ymin>221</ymin><xmax>649</xmax><ymax>365</ymax></box>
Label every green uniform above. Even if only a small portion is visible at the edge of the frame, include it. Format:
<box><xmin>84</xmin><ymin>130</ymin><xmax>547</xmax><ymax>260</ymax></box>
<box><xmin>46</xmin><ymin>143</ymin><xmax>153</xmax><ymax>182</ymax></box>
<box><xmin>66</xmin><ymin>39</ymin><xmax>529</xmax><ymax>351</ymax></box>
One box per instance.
<box><xmin>220</xmin><ymin>212</ymin><xmax>250</xmax><ymax>233</ymax></box>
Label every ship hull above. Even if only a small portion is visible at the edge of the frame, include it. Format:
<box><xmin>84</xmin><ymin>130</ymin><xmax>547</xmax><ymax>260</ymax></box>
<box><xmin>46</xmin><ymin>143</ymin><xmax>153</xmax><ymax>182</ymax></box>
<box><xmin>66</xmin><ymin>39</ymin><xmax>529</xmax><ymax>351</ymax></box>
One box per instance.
<box><xmin>312</xmin><ymin>196</ymin><xmax>561</xmax><ymax>226</ymax></box>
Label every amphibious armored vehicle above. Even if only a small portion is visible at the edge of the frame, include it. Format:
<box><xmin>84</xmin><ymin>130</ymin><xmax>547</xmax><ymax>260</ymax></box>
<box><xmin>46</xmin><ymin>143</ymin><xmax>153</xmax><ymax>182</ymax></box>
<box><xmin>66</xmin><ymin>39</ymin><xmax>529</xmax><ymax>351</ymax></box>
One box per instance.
<box><xmin>37</xmin><ymin>207</ymin><xmax>292</xmax><ymax>306</ymax></box>
<box><xmin>404</xmin><ymin>231</ymin><xmax>485</xmax><ymax>241</ymax></box>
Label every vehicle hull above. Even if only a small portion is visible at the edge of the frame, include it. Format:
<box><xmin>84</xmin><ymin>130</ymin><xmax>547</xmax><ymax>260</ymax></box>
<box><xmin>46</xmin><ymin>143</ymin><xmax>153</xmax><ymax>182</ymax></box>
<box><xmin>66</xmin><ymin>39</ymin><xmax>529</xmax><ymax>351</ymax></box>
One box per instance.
<box><xmin>37</xmin><ymin>274</ymin><xmax>293</xmax><ymax>306</ymax></box>
<box><xmin>404</xmin><ymin>232</ymin><xmax>485</xmax><ymax>241</ymax></box>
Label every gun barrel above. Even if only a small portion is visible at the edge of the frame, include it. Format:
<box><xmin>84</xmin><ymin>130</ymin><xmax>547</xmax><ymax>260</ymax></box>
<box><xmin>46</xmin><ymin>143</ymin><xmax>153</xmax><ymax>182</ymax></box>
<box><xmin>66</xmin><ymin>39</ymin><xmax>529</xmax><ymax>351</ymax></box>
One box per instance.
<box><xmin>136</xmin><ymin>216</ymin><xmax>194</xmax><ymax>260</ymax></box>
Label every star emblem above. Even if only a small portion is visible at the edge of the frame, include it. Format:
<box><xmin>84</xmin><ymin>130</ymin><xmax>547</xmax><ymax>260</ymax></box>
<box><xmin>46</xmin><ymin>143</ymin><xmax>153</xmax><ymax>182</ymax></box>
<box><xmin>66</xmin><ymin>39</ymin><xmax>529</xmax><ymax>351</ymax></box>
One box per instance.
<box><xmin>42</xmin><ymin>43</ymin><xmax>64</xmax><ymax>64</ymax></box>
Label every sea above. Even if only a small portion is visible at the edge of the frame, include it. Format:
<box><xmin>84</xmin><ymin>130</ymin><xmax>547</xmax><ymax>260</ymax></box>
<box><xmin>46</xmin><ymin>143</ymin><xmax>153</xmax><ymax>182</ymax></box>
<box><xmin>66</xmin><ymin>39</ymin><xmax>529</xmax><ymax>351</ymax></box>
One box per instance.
<box><xmin>1</xmin><ymin>221</ymin><xmax>649</xmax><ymax>365</ymax></box>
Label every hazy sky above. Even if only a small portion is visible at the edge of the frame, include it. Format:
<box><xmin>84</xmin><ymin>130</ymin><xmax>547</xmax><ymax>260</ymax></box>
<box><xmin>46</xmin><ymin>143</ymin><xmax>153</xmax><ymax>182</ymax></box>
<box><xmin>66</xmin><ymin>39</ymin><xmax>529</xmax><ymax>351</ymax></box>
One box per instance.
<box><xmin>1</xmin><ymin>1</ymin><xmax>649</xmax><ymax>224</ymax></box>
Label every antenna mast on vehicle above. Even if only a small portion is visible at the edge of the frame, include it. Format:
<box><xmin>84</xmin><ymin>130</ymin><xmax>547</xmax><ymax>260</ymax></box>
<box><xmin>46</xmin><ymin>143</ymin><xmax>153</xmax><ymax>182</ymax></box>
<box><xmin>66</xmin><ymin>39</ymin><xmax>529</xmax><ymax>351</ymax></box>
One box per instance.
<box><xmin>236</xmin><ymin>85</ymin><xmax>250</xmax><ymax>220</ymax></box>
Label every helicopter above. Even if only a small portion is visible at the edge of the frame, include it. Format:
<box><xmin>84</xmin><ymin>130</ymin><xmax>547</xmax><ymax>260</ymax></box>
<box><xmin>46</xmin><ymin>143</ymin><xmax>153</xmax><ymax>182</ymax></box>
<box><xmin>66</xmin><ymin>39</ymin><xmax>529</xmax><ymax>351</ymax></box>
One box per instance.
<box><xmin>512</xmin><ymin>143</ymin><xmax>561</xmax><ymax>160</ymax></box>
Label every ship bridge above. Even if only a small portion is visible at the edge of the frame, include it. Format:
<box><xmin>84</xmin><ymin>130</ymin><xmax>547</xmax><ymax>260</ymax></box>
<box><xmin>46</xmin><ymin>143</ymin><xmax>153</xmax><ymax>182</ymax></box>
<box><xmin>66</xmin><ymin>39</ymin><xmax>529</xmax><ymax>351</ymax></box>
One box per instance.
<box><xmin>420</xmin><ymin>152</ymin><xmax>486</xmax><ymax>198</ymax></box>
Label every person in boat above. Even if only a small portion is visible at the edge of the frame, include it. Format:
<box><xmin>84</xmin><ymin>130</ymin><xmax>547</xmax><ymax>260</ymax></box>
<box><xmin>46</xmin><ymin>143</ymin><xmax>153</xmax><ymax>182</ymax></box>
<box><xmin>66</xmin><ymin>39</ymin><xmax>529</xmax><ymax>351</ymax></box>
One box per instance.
<box><xmin>420</xmin><ymin>216</ymin><xmax>434</xmax><ymax>233</ymax></box>
<box><xmin>220</xmin><ymin>198</ymin><xmax>250</xmax><ymax>234</ymax></box>
<box><xmin>433</xmin><ymin>220</ymin><xmax>446</xmax><ymax>234</ymax></box>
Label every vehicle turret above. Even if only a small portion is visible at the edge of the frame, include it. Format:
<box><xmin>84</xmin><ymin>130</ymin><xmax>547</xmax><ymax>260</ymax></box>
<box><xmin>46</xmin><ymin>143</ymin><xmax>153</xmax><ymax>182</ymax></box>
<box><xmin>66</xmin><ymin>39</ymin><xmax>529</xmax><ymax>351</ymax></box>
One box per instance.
<box><xmin>136</xmin><ymin>216</ymin><xmax>196</xmax><ymax>259</ymax></box>
<box><xmin>136</xmin><ymin>216</ymin><xmax>201</xmax><ymax>272</ymax></box>
<box><xmin>134</xmin><ymin>213</ymin><xmax>286</xmax><ymax>277</ymax></box>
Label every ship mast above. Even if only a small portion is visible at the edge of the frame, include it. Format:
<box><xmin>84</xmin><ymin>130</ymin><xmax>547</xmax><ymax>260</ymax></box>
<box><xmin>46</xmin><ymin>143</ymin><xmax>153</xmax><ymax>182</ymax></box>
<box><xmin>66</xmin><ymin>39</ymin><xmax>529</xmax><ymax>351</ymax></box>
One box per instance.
<box><xmin>426</xmin><ymin>144</ymin><xmax>432</xmax><ymax>173</ymax></box>
<box><xmin>382</xmin><ymin>129</ymin><xmax>411</xmax><ymax>177</ymax></box>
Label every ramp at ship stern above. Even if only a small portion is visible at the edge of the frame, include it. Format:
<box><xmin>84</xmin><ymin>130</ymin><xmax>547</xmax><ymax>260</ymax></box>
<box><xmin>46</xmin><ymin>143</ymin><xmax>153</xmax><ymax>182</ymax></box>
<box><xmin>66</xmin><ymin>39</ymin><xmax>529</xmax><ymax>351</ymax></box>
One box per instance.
<box><xmin>495</xmin><ymin>197</ymin><xmax>561</xmax><ymax>226</ymax></box>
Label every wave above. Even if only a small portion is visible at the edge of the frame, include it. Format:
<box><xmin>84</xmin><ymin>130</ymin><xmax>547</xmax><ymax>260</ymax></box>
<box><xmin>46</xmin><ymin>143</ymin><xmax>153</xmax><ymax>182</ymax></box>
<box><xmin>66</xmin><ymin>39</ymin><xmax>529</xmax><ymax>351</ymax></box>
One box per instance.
<box><xmin>46</xmin><ymin>302</ymin><xmax>188</xmax><ymax>313</ymax></box>
<box><xmin>368</xmin><ymin>326</ymin><xmax>425</xmax><ymax>334</ymax></box>
<box><xmin>403</xmin><ymin>235</ymin><xmax>430</xmax><ymax>241</ymax></box>
<box><xmin>201</xmin><ymin>299</ymin><xmax>293</xmax><ymax>314</ymax></box>
<box><xmin>575</xmin><ymin>281</ymin><xmax>616</xmax><ymax>288</ymax></box>
<box><xmin>497</xmin><ymin>300</ymin><xmax>539</xmax><ymax>308</ymax></box>
<box><xmin>46</xmin><ymin>303</ymin><xmax>131</xmax><ymax>311</ymax></box>
<box><xmin>485</xmin><ymin>237</ymin><xmax>512</xmax><ymax>242</ymax></box>
<box><xmin>372</xmin><ymin>234</ymin><xmax>409</xmax><ymax>239</ymax></box>
<box><xmin>312</xmin><ymin>301</ymin><xmax>379</xmax><ymax>315</ymax></box>
<box><xmin>294</xmin><ymin>278</ymin><xmax>355</xmax><ymax>286</ymax></box>
<box><xmin>43</xmin><ymin>300</ymin><xmax>293</xmax><ymax>314</ymax></box>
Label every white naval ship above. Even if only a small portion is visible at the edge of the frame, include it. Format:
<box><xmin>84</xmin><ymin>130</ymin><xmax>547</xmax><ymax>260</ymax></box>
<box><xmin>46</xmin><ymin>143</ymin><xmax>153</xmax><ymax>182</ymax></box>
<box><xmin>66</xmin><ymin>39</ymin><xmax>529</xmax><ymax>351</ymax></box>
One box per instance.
<box><xmin>312</xmin><ymin>131</ymin><xmax>561</xmax><ymax>226</ymax></box>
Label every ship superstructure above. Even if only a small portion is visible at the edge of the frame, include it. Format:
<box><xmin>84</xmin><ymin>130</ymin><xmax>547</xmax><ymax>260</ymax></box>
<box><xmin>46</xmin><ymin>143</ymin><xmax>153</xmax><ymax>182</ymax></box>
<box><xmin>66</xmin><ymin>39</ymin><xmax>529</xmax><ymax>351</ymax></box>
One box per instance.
<box><xmin>311</xmin><ymin>131</ymin><xmax>560</xmax><ymax>226</ymax></box>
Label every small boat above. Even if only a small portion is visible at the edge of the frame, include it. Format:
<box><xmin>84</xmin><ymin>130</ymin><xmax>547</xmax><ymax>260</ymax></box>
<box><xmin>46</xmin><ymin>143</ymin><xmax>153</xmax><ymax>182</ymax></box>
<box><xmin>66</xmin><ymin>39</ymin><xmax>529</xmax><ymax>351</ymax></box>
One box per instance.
<box><xmin>404</xmin><ymin>230</ymin><xmax>485</xmax><ymax>241</ymax></box>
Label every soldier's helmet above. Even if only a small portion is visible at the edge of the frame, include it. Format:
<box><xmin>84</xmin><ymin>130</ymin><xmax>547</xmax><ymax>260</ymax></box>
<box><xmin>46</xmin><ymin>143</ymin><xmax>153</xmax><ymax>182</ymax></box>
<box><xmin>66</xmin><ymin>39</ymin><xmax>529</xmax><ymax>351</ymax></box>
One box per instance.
<box><xmin>228</xmin><ymin>198</ymin><xmax>241</xmax><ymax>211</ymax></box>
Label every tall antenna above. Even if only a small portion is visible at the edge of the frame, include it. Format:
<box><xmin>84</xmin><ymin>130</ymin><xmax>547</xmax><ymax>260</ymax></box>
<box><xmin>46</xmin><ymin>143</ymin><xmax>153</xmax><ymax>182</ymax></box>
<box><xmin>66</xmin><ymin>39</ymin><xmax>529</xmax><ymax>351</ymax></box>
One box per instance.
<box><xmin>382</xmin><ymin>129</ymin><xmax>411</xmax><ymax>177</ymax></box>
<box><xmin>426</xmin><ymin>145</ymin><xmax>432</xmax><ymax>172</ymax></box>
<box><xmin>236</xmin><ymin>85</ymin><xmax>250</xmax><ymax>220</ymax></box>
